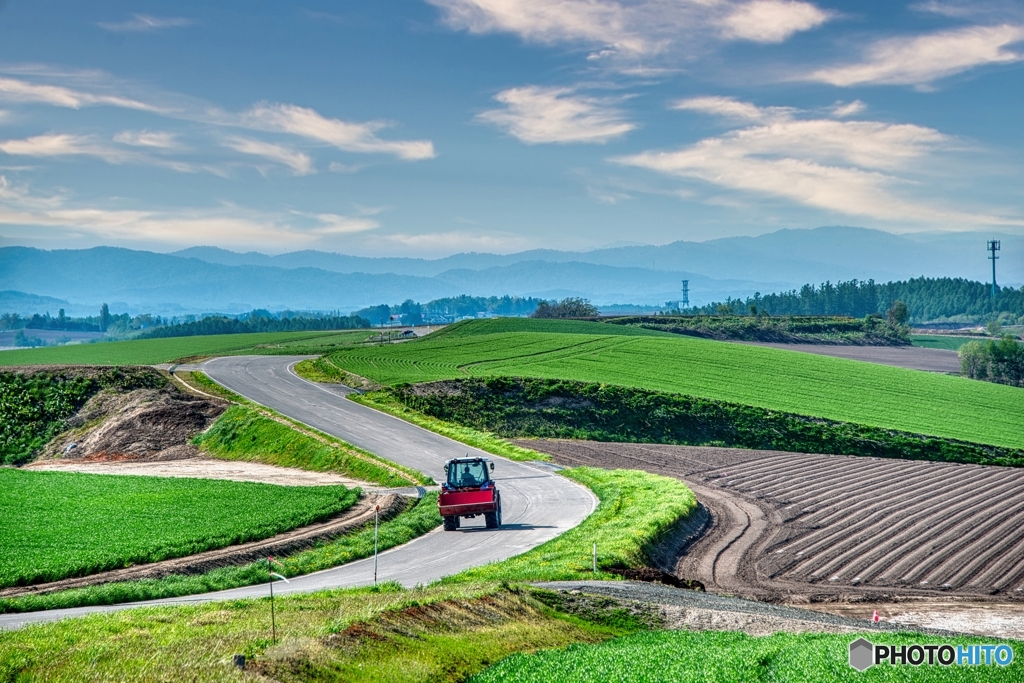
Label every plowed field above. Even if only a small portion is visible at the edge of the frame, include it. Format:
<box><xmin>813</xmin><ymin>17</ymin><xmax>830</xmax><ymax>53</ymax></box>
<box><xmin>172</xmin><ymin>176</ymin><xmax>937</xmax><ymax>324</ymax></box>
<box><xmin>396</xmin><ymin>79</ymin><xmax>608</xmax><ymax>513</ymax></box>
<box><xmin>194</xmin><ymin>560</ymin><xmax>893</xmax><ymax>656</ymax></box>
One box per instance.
<box><xmin>522</xmin><ymin>439</ymin><xmax>1024</xmax><ymax>603</ymax></box>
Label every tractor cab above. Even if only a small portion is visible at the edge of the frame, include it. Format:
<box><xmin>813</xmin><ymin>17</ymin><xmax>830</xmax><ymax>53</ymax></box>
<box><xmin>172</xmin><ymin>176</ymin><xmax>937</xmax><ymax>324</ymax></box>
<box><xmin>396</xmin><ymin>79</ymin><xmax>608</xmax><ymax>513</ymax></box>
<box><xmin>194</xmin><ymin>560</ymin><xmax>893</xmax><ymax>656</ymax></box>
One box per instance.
<box><xmin>439</xmin><ymin>456</ymin><xmax>502</xmax><ymax>531</ymax></box>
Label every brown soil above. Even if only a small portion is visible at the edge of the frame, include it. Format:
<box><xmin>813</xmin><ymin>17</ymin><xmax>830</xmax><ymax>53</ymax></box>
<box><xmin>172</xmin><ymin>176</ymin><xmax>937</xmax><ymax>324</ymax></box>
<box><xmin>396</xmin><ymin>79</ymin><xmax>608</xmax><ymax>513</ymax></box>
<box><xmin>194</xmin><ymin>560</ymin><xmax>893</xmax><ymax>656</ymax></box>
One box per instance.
<box><xmin>520</xmin><ymin>439</ymin><xmax>1024</xmax><ymax>606</ymax></box>
<box><xmin>0</xmin><ymin>493</ymin><xmax>408</xmax><ymax>599</ymax></box>
<box><xmin>737</xmin><ymin>342</ymin><xmax>961</xmax><ymax>373</ymax></box>
<box><xmin>36</xmin><ymin>386</ymin><xmax>226</xmax><ymax>462</ymax></box>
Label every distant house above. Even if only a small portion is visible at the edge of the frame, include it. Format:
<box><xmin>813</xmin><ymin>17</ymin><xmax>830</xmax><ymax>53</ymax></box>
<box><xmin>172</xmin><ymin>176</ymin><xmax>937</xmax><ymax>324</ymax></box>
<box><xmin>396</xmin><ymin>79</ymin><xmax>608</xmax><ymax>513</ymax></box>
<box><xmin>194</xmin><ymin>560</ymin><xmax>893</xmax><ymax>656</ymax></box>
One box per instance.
<box><xmin>398</xmin><ymin>329</ymin><xmax>416</xmax><ymax>338</ymax></box>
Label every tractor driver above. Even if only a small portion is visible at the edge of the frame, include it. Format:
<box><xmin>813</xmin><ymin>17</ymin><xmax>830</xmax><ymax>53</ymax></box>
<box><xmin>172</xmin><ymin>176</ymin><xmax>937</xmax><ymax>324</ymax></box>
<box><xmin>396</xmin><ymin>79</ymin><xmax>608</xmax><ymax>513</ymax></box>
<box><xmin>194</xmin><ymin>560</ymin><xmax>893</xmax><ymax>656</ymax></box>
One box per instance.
<box><xmin>460</xmin><ymin>464</ymin><xmax>476</xmax><ymax>487</ymax></box>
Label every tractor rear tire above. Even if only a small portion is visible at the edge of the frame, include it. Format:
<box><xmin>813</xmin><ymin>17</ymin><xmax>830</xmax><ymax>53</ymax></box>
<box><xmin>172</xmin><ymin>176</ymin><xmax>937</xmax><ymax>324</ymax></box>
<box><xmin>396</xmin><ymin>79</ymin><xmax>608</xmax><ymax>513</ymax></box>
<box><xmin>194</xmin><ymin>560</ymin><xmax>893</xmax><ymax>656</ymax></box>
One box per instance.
<box><xmin>443</xmin><ymin>515</ymin><xmax>460</xmax><ymax>531</ymax></box>
<box><xmin>484</xmin><ymin>498</ymin><xmax>502</xmax><ymax>529</ymax></box>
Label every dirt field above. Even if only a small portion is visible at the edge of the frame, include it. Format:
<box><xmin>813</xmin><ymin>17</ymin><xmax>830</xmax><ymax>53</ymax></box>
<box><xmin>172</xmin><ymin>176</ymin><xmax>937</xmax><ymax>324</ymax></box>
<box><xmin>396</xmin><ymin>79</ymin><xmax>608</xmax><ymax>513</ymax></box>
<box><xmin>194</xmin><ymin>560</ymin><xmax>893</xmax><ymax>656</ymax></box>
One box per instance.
<box><xmin>25</xmin><ymin>457</ymin><xmax>367</xmax><ymax>487</ymax></box>
<box><xmin>739</xmin><ymin>342</ymin><xmax>961</xmax><ymax>373</ymax></box>
<box><xmin>521</xmin><ymin>440</ymin><xmax>1024</xmax><ymax>604</ymax></box>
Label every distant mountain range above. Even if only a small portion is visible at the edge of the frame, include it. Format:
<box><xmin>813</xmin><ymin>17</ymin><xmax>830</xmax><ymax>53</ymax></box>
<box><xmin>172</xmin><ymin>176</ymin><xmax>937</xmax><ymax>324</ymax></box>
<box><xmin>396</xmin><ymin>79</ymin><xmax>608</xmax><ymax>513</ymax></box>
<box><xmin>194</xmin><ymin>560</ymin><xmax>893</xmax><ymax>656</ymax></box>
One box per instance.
<box><xmin>1</xmin><ymin>226</ymin><xmax>1019</xmax><ymax>316</ymax></box>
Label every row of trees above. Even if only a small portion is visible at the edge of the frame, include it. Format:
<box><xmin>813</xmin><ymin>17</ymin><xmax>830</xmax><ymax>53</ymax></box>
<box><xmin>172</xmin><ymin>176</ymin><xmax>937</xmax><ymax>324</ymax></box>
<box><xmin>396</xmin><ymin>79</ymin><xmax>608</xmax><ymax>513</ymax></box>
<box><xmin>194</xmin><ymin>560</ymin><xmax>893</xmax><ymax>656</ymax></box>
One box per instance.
<box><xmin>532</xmin><ymin>298</ymin><xmax>600</xmax><ymax>319</ymax></box>
<box><xmin>137</xmin><ymin>311</ymin><xmax>371</xmax><ymax>339</ymax></box>
<box><xmin>959</xmin><ymin>337</ymin><xmax>1024</xmax><ymax>387</ymax></box>
<box><xmin>356</xmin><ymin>295</ymin><xmax>545</xmax><ymax>326</ymax></box>
<box><xmin>693</xmin><ymin>278</ymin><xmax>1024</xmax><ymax>323</ymax></box>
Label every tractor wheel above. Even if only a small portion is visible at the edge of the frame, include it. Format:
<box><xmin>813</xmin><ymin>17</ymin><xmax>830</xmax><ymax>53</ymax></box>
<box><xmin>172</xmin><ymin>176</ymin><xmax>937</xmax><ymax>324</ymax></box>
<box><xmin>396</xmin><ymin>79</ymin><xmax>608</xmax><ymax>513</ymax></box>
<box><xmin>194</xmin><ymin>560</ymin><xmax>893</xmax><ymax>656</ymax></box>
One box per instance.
<box><xmin>485</xmin><ymin>498</ymin><xmax>502</xmax><ymax>529</ymax></box>
<box><xmin>443</xmin><ymin>515</ymin><xmax>460</xmax><ymax>531</ymax></box>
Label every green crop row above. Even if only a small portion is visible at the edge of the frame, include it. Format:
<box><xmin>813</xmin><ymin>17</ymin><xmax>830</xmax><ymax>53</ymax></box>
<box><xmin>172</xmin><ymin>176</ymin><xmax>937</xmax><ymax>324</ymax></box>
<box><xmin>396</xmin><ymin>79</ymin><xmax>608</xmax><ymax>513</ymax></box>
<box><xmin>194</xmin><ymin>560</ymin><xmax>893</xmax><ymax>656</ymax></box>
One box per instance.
<box><xmin>444</xmin><ymin>467</ymin><xmax>697</xmax><ymax>584</ymax></box>
<box><xmin>325</xmin><ymin>318</ymin><xmax>1024</xmax><ymax>450</ymax></box>
<box><xmin>387</xmin><ymin>377</ymin><xmax>1024</xmax><ymax>467</ymax></box>
<box><xmin>0</xmin><ymin>493</ymin><xmax>440</xmax><ymax>614</ymax></box>
<box><xmin>0</xmin><ymin>469</ymin><xmax>357</xmax><ymax>590</ymax></box>
<box><xmin>0</xmin><ymin>329</ymin><xmax>371</xmax><ymax>367</ymax></box>
<box><xmin>470</xmin><ymin>629</ymin><xmax>1021</xmax><ymax>683</ymax></box>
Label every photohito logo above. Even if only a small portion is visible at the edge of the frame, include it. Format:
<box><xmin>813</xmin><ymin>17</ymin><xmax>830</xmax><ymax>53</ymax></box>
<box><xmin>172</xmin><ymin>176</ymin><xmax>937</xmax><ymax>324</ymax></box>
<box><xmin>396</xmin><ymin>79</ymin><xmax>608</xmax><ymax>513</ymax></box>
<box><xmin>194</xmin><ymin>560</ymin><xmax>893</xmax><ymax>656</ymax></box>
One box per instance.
<box><xmin>849</xmin><ymin>638</ymin><xmax>1014</xmax><ymax>671</ymax></box>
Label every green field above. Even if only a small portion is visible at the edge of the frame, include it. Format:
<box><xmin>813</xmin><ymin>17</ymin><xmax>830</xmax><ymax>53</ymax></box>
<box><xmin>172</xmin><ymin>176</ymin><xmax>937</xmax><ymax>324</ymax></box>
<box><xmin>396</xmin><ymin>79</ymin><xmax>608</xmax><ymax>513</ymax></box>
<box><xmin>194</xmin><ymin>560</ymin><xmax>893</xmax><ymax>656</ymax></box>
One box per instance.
<box><xmin>0</xmin><ymin>469</ymin><xmax>357</xmax><ymax>589</ymax></box>
<box><xmin>0</xmin><ymin>329</ymin><xmax>371</xmax><ymax>367</ymax></box>
<box><xmin>327</xmin><ymin>319</ymin><xmax>1024</xmax><ymax>450</ymax></box>
<box><xmin>911</xmin><ymin>334</ymin><xmax>978</xmax><ymax>350</ymax></box>
<box><xmin>470</xmin><ymin>629</ymin><xmax>1020</xmax><ymax>683</ymax></box>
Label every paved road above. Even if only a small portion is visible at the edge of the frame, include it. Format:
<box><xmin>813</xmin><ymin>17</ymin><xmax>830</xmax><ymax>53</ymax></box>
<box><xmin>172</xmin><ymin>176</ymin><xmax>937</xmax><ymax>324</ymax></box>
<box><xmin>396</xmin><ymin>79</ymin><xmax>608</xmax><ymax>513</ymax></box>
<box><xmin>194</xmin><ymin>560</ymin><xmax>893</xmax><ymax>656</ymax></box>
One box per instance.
<box><xmin>1</xmin><ymin>356</ymin><xmax>595</xmax><ymax>630</ymax></box>
<box><xmin>738</xmin><ymin>342</ymin><xmax>961</xmax><ymax>373</ymax></box>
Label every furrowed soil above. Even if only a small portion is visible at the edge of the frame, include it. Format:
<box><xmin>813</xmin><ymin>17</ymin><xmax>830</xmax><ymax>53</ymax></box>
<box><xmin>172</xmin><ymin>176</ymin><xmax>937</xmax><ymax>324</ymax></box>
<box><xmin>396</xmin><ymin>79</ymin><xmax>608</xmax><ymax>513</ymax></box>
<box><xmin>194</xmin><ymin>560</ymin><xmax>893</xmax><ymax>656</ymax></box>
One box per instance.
<box><xmin>738</xmin><ymin>342</ymin><xmax>961</xmax><ymax>373</ymax></box>
<box><xmin>521</xmin><ymin>439</ymin><xmax>1024</xmax><ymax>636</ymax></box>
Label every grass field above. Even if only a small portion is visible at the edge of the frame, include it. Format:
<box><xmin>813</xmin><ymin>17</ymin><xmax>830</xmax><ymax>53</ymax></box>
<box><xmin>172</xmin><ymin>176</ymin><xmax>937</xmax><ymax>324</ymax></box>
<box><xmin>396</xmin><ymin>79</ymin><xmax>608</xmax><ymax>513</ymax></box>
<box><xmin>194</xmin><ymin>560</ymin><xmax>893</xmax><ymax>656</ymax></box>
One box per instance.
<box><xmin>911</xmin><ymin>334</ymin><xmax>978</xmax><ymax>350</ymax></box>
<box><xmin>470</xmin><ymin>629</ymin><xmax>1021</xmax><ymax>682</ymax></box>
<box><xmin>0</xmin><ymin>329</ymin><xmax>372</xmax><ymax>367</ymax></box>
<box><xmin>0</xmin><ymin>468</ymin><xmax>357</xmax><ymax>589</ymax></box>
<box><xmin>327</xmin><ymin>318</ymin><xmax>1024</xmax><ymax>450</ymax></box>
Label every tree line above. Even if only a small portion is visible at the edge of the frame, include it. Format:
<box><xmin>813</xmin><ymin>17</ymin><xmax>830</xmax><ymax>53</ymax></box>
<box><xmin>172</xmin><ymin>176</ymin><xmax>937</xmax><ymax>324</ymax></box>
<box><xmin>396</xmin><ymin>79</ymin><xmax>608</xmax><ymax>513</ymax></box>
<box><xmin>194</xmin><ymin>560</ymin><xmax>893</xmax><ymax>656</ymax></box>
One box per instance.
<box><xmin>356</xmin><ymin>295</ymin><xmax>545</xmax><ymax>326</ymax></box>
<box><xmin>136</xmin><ymin>311</ymin><xmax>371</xmax><ymax>339</ymax></box>
<box><xmin>959</xmin><ymin>337</ymin><xmax>1024</xmax><ymax>387</ymax></box>
<box><xmin>691</xmin><ymin>277</ymin><xmax>1024</xmax><ymax>323</ymax></box>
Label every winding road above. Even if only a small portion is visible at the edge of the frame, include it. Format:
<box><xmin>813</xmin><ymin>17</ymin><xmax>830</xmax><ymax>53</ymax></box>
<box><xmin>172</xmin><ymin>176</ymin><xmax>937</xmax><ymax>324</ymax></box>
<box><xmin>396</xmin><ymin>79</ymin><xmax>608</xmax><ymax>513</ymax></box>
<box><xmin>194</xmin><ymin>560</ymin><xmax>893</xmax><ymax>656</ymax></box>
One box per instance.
<box><xmin>1</xmin><ymin>356</ymin><xmax>595</xmax><ymax>630</ymax></box>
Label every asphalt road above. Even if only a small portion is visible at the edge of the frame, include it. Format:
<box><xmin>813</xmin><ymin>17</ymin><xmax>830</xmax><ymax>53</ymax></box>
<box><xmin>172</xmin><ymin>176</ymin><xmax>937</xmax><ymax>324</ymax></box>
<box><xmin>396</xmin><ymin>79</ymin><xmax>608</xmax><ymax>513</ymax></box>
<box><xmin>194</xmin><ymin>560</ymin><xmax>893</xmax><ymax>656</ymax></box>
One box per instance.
<box><xmin>1</xmin><ymin>356</ymin><xmax>595</xmax><ymax>630</ymax></box>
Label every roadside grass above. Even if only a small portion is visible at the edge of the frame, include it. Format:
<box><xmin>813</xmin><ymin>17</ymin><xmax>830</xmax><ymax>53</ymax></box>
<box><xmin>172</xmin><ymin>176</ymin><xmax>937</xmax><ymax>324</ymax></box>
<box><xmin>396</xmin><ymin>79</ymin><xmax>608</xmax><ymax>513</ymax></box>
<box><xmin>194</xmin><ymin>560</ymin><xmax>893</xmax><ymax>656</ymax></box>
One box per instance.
<box><xmin>0</xmin><ymin>469</ymin><xmax>357</xmax><ymax>590</ymax></box>
<box><xmin>350</xmin><ymin>390</ymin><xmax>549</xmax><ymax>462</ymax></box>
<box><xmin>470</xmin><ymin>629</ymin><xmax>1022</xmax><ymax>683</ymax></box>
<box><xmin>445</xmin><ymin>468</ymin><xmax>697</xmax><ymax>584</ymax></box>
<box><xmin>326</xmin><ymin>318</ymin><xmax>1024</xmax><ymax>450</ymax></box>
<box><xmin>193</xmin><ymin>404</ymin><xmax>424</xmax><ymax>487</ymax></box>
<box><xmin>0</xmin><ymin>493</ymin><xmax>440</xmax><ymax>614</ymax></box>
<box><xmin>0</xmin><ymin>583</ymin><xmax>633</xmax><ymax>683</ymax></box>
<box><xmin>0</xmin><ymin>329</ymin><xmax>372</xmax><ymax>367</ymax></box>
<box><xmin>912</xmin><ymin>334</ymin><xmax>980</xmax><ymax>350</ymax></box>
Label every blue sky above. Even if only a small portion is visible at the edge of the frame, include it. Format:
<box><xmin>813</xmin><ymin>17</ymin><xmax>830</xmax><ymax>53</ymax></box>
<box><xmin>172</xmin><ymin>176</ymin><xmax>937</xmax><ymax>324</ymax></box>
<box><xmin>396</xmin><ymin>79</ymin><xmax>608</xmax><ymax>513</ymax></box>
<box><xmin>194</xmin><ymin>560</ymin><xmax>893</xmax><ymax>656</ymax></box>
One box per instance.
<box><xmin>0</xmin><ymin>0</ymin><xmax>1022</xmax><ymax>256</ymax></box>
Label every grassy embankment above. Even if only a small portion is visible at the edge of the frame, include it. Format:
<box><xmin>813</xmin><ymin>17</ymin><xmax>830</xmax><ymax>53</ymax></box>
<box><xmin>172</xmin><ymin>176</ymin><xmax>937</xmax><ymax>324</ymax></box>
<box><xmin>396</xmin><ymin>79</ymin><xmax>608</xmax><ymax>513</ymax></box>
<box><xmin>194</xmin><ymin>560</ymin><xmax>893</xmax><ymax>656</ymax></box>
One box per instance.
<box><xmin>471</xmin><ymin>629</ymin><xmax>1022</xmax><ymax>683</ymax></box>
<box><xmin>392</xmin><ymin>377</ymin><xmax>1024</xmax><ymax>467</ymax></box>
<box><xmin>0</xmin><ymin>469</ymin><xmax>357</xmax><ymax>590</ymax></box>
<box><xmin>325</xmin><ymin>318</ymin><xmax>1024</xmax><ymax>450</ymax></box>
<box><xmin>0</xmin><ymin>328</ymin><xmax>372</xmax><ymax>367</ymax></box>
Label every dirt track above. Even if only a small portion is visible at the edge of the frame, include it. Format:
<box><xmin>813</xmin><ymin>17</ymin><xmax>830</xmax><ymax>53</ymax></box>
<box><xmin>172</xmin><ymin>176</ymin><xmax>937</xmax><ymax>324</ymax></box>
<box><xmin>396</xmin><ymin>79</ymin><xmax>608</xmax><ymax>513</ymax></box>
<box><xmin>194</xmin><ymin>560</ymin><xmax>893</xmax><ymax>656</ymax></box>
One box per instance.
<box><xmin>520</xmin><ymin>439</ymin><xmax>1024</xmax><ymax>604</ymax></box>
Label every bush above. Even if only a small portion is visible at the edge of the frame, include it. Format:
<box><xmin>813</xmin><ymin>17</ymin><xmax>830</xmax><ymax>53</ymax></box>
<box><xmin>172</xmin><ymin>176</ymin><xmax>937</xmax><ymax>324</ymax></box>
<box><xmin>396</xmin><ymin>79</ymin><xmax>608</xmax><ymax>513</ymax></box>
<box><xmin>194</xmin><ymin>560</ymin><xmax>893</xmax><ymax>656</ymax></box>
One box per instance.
<box><xmin>532</xmin><ymin>298</ymin><xmax>600</xmax><ymax>319</ymax></box>
<box><xmin>959</xmin><ymin>336</ymin><xmax>1024</xmax><ymax>386</ymax></box>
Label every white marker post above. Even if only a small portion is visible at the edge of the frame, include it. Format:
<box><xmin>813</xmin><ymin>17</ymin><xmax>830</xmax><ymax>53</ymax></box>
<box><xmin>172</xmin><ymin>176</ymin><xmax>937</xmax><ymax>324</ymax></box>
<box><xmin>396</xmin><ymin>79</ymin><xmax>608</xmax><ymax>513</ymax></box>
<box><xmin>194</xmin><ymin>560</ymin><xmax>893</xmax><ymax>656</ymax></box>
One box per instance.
<box><xmin>593</xmin><ymin>542</ymin><xmax>597</xmax><ymax>573</ymax></box>
<box><xmin>267</xmin><ymin>557</ymin><xmax>290</xmax><ymax>644</ymax></box>
<box><xmin>374</xmin><ymin>505</ymin><xmax>380</xmax><ymax>586</ymax></box>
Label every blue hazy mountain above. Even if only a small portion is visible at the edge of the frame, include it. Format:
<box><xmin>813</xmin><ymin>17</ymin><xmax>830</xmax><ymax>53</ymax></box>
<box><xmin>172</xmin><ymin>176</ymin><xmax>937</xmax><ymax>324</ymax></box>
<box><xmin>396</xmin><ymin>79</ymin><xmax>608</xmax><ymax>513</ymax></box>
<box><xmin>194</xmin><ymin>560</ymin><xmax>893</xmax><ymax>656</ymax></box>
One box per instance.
<box><xmin>2</xmin><ymin>227</ymin><xmax>1019</xmax><ymax>315</ymax></box>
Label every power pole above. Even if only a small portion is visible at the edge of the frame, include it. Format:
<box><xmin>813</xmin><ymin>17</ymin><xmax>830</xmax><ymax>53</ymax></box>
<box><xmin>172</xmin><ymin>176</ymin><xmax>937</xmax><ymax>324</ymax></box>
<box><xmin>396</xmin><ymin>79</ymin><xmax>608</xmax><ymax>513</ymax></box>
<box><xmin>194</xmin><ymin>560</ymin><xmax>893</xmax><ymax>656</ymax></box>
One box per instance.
<box><xmin>680</xmin><ymin>280</ymin><xmax>689</xmax><ymax>309</ymax></box>
<box><xmin>988</xmin><ymin>240</ymin><xmax>1000</xmax><ymax>299</ymax></box>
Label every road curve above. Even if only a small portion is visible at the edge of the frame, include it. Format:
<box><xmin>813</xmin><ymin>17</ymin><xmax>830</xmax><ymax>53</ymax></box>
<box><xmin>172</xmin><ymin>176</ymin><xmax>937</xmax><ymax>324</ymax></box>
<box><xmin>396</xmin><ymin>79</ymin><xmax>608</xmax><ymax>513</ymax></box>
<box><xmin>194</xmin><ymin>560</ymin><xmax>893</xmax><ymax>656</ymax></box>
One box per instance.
<box><xmin>1</xmin><ymin>355</ymin><xmax>595</xmax><ymax>630</ymax></box>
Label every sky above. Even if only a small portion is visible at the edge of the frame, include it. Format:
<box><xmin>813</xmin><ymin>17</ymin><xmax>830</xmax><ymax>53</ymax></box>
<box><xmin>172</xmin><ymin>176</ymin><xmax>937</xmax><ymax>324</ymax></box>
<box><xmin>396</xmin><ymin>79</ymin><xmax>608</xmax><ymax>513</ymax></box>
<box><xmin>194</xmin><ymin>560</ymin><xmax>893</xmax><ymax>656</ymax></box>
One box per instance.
<box><xmin>0</xmin><ymin>0</ymin><xmax>1022</xmax><ymax>256</ymax></box>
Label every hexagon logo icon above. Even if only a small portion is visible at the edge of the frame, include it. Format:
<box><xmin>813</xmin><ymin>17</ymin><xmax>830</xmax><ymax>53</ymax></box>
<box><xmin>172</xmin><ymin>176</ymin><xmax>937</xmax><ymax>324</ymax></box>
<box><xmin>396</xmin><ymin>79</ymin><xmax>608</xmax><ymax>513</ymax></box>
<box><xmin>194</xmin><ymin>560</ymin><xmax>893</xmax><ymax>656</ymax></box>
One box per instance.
<box><xmin>849</xmin><ymin>638</ymin><xmax>874</xmax><ymax>671</ymax></box>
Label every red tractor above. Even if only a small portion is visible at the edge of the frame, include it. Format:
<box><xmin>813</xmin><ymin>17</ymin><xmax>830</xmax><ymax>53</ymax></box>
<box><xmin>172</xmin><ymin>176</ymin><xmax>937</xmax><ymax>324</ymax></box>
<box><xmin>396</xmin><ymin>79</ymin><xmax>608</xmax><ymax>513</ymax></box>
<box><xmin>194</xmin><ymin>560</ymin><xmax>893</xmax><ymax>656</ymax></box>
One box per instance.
<box><xmin>439</xmin><ymin>457</ymin><xmax>502</xmax><ymax>531</ymax></box>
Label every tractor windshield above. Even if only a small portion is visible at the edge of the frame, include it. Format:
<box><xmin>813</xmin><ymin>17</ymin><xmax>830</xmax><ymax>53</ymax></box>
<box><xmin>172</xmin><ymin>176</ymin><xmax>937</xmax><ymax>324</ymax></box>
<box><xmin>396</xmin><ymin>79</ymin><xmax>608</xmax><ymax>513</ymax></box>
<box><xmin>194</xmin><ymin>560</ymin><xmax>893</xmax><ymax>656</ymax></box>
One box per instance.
<box><xmin>448</xmin><ymin>461</ymin><xmax>488</xmax><ymax>488</ymax></box>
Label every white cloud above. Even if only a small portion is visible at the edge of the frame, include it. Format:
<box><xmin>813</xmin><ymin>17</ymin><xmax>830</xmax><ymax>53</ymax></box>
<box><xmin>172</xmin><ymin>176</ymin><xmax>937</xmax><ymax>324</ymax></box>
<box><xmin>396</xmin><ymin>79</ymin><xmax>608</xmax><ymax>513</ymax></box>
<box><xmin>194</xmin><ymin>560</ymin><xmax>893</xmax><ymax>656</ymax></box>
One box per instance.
<box><xmin>375</xmin><ymin>230</ymin><xmax>532</xmax><ymax>253</ymax></box>
<box><xmin>428</xmin><ymin>0</ymin><xmax>831</xmax><ymax>64</ymax></box>
<box><xmin>242</xmin><ymin>103</ymin><xmax>435</xmax><ymax>161</ymax></box>
<box><xmin>613</xmin><ymin>100</ymin><xmax>1022</xmax><ymax>226</ymax></box>
<box><xmin>310</xmin><ymin>213</ymin><xmax>379</xmax><ymax>234</ymax></box>
<box><xmin>0</xmin><ymin>76</ymin><xmax>158</xmax><ymax>111</ymax></box>
<box><xmin>830</xmin><ymin>100</ymin><xmax>866</xmax><ymax>118</ymax></box>
<box><xmin>97</xmin><ymin>15</ymin><xmax>194</xmax><ymax>32</ymax></box>
<box><xmin>671</xmin><ymin>96</ymin><xmax>794</xmax><ymax>123</ymax></box>
<box><xmin>113</xmin><ymin>130</ymin><xmax>179</xmax><ymax>149</ymax></box>
<box><xmin>478</xmin><ymin>86</ymin><xmax>635</xmax><ymax>144</ymax></box>
<box><xmin>720</xmin><ymin>1</ymin><xmax>831</xmax><ymax>44</ymax></box>
<box><xmin>0</xmin><ymin>176</ymin><xmax>383</xmax><ymax>249</ymax></box>
<box><xmin>808</xmin><ymin>24</ymin><xmax>1024</xmax><ymax>87</ymax></box>
<box><xmin>222</xmin><ymin>136</ymin><xmax>314</xmax><ymax>175</ymax></box>
<box><xmin>0</xmin><ymin>133</ymin><xmax>132</xmax><ymax>163</ymax></box>
<box><xmin>328</xmin><ymin>161</ymin><xmax>365</xmax><ymax>173</ymax></box>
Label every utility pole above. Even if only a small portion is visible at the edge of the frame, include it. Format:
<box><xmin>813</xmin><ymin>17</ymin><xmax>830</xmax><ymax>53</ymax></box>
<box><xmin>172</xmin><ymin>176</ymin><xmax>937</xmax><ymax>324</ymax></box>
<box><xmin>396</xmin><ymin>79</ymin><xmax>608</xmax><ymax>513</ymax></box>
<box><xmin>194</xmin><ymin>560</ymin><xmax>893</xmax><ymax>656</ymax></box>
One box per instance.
<box><xmin>988</xmin><ymin>240</ymin><xmax>1001</xmax><ymax>299</ymax></box>
<box><xmin>680</xmin><ymin>280</ymin><xmax>689</xmax><ymax>309</ymax></box>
